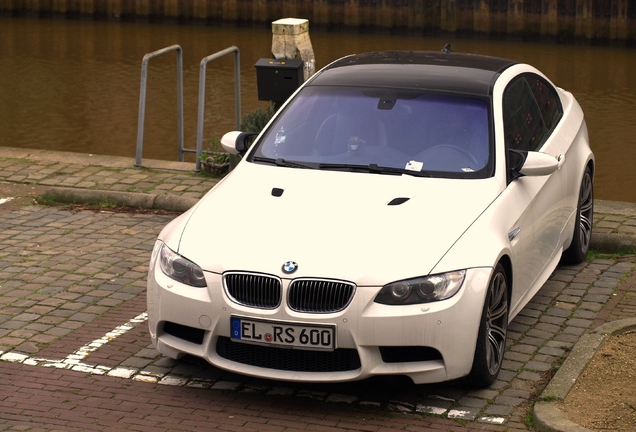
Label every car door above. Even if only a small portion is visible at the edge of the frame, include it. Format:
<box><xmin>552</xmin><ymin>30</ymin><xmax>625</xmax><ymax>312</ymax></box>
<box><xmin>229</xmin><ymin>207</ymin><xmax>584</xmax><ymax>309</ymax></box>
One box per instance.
<box><xmin>503</xmin><ymin>74</ymin><xmax>567</xmax><ymax>309</ymax></box>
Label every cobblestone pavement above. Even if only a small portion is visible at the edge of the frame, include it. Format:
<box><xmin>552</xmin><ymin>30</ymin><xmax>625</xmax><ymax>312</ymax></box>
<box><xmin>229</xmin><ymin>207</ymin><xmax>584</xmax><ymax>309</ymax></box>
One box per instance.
<box><xmin>1</xmin><ymin>149</ymin><xmax>636</xmax><ymax>431</ymax></box>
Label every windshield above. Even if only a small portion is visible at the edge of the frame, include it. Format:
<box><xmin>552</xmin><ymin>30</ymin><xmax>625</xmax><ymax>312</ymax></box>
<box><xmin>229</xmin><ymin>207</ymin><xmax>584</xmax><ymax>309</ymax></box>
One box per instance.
<box><xmin>250</xmin><ymin>86</ymin><xmax>492</xmax><ymax>178</ymax></box>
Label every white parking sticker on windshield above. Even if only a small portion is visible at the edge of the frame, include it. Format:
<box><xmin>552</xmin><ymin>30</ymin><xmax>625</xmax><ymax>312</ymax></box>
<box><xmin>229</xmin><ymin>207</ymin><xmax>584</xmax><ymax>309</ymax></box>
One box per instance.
<box><xmin>405</xmin><ymin>160</ymin><xmax>424</xmax><ymax>171</ymax></box>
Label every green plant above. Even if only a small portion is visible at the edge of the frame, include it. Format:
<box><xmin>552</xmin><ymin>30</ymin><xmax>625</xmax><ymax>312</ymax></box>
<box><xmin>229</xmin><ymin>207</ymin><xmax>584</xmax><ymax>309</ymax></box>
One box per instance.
<box><xmin>240</xmin><ymin>103</ymin><xmax>277</xmax><ymax>133</ymax></box>
<box><xmin>236</xmin><ymin>103</ymin><xmax>277</xmax><ymax>150</ymax></box>
<box><xmin>199</xmin><ymin>104</ymin><xmax>276</xmax><ymax>175</ymax></box>
<box><xmin>200</xmin><ymin>136</ymin><xmax>222</xmax><ymax>157</ymax></box>
<box><xmin>199</xmin><ymin>136</ymin><xmax>230</xmax><ymax>165</ymax></box>
<box><xmin>524</xmin><ymin>406</ymin><xmax>536</xmax><ymax>429</ymax></box>
<box><xmin>209</xmin><ymin>152</ymin><xmax>229</xmax><ymax>164</ymax></box>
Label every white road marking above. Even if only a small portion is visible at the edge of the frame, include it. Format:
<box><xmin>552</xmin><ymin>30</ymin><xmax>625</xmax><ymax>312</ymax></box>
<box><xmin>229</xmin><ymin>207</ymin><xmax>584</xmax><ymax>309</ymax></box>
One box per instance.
<box><xmin>0</xmin><ymin>312</ymin><xmax>148</xmax><ymax>376</ymax></box>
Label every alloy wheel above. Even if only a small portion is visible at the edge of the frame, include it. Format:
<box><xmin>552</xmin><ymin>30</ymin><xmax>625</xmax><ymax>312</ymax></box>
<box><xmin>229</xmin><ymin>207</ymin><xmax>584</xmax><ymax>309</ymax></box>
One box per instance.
<box><xmin>486</xmin><ymin>271</ymin><xmax>508</xmax><ymax>376</ymax></box>
<box><xmin>578</xmin><ymin>170</ymin><xmax>594</xmax><ymax>254</ymax></box>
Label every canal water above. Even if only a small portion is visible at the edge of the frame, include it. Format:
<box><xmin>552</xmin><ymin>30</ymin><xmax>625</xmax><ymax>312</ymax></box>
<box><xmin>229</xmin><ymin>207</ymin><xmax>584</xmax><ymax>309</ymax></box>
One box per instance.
<box><xmin>1</xmin><ymin>17</ymin><xmax>634</xmax><ymax>202</ymax></box>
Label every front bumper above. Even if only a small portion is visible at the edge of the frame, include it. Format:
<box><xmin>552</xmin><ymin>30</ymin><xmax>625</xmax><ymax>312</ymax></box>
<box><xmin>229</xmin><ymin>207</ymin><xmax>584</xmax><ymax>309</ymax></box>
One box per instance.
<box><xmin>147</xmin><ymin>263</ymin><xmax>492</xmax><ymax>384</ymax></box>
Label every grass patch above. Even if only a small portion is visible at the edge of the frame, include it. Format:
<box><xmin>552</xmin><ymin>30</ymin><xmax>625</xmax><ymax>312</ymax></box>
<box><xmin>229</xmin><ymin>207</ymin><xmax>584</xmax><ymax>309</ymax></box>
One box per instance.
<box><xmin>36</xmin><ymin>193</ymin><xmax>119</xmax><ymax>209</ymax></box>
<box><xmin>35</xmin><ymin>193</ymin><xmax>177</xmax><ymax>215</ymax></box>
<box><xmin>586</xmin><ymin>249</ymin><xmax>636</xmax><ymax>261</ymax></box>
<box><xmin>35</xmin><ymin>194</ymin><xmax>59</xmax><ymax>206</ymax></box>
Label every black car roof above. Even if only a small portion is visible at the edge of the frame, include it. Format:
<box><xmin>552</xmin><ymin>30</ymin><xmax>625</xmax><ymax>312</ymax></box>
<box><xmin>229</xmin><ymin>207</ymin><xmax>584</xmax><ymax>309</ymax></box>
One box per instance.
<box><xmin>308</xmin><ymin>51</ymin><xmax>518</xmax><ymax>96</ymax></box>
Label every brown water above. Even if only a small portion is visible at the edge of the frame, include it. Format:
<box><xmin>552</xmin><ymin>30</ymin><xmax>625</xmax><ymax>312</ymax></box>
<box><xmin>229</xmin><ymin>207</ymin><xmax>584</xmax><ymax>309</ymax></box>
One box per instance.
<box><xmin>1</xmin><ymin>17</ymin><xmax>635</xmax><ymax>202</ymax></box>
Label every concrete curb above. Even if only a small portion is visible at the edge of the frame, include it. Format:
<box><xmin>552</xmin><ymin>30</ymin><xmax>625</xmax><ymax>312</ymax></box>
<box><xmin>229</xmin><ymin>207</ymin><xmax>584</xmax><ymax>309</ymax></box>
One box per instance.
<box><xmin>533</xmin><ymin>317</ymin><xmax>636</xmax><ymax>432</ymax></box>
<box><xmin>590</xmin><ymin>232</ymin><xmax>636</xmax><ymax>254</ymax></box>
<box><xmin>592</xmin><ymin>199</ymin><xmax>636</xmax><ymax>253</ymax></box>
<box><xmin>41</xmin><ymin>187</ymin><xmax>198</xmax><ymax>213</ymax></box>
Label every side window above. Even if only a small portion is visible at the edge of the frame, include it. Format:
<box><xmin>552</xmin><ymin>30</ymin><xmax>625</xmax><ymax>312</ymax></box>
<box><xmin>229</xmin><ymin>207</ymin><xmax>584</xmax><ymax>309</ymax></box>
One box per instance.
<box><xmin>503</xmin><ymin>74</ymin><xmax>563</xmax><ymax>153</ymax></box>
<box><xmin>503</xmin><ymin>77</ymin><xmax>545</xmax><ymax>152</ymax></box>
<box><xmin>527</xmin><ymin>75</ymin><xmax>563</xmax><ymax>133</ymax></box>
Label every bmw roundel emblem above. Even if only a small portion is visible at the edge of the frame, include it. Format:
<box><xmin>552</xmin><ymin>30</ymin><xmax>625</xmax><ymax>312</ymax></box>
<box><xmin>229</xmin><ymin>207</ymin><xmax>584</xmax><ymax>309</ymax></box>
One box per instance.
<box><xmin>282</xmin><ymin>261</ymin><xmax>298</xmax><ymax>274</ymax></box>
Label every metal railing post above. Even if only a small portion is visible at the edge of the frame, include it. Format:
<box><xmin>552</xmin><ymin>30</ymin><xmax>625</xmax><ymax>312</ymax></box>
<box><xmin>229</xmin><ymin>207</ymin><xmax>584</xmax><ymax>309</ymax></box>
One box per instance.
<box><xmin>135</xmin><ymin>45</ymin><xmax>184</xmax><ymax>167</ymax></box>
<box><xmin>194</xmin><ymin>46</ymin><xmax>241</xmax><ymax>172</ymax></box>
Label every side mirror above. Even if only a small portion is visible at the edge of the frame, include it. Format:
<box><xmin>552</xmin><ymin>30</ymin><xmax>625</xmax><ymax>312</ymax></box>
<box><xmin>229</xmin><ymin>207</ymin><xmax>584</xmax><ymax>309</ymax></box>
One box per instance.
<box><xmin>509</xmin><ymin>150</ymin><xmax>559</xmax><ymax>180</ymax></box>
<box><xmin>519</xmin><ymin>151</ymin><xmax>559</xmax><ymax>177</ymax></box>
<box><xmin>221</xmin><ymin>131</ymin><xmax>258</xmax><ymax>156</ymax></box>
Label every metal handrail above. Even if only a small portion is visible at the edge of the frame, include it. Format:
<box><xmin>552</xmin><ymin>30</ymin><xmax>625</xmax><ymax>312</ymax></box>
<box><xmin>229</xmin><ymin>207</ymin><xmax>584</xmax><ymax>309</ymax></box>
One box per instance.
<box><xmin>194</xmin><ymin>46</ymin><xmax>241</xmax><ymax>172</ymax></box>
<box><xmin>135</xmin><ymin>45</ymin><xmax>184</xmax><ymax>167</ymax></box>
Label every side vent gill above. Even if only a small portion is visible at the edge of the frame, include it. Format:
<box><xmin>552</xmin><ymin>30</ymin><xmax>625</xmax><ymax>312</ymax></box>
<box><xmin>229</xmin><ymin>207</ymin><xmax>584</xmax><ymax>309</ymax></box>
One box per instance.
<box><xmin>387</xmin><ymin>197</ymin><xmax>410</xmax><ymax>206</ymax></box>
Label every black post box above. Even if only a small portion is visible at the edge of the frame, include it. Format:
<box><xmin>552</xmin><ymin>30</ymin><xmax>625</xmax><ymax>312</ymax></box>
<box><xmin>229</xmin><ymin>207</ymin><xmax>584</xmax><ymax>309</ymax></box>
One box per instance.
<box><xmin>255</xmin><ymin>58</ymin><xmax>304</xmax><ymax>103</ymax></box>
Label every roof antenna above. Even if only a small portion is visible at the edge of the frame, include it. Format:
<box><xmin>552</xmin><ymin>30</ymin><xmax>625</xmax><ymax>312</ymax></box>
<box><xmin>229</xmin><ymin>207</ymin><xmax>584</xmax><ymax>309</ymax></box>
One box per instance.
<box><xmin>442</xmin><ymin>43</ymin><xmax>452</xmax><ymax>53</ymax></box>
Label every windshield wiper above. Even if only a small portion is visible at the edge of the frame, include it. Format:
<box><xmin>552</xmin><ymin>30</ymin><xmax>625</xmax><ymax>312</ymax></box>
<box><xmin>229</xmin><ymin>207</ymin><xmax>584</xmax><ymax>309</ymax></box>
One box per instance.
<box><xmin>252</xmin><ymin>156</ymin><xmax>314</xmax><ymax>169</ymax></box>
<box><xmin>318</xmin><ymin>163</ymin><xmax>431</xmax><ymax>177</ymax></box>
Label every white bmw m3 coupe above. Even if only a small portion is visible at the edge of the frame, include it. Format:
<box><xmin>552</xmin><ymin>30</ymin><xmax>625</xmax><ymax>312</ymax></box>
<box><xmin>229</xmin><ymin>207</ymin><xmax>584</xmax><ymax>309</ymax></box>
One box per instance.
<box><xmin>147</xmin><ymin>50</ymin><xmax>594</xmax><ymax>387</ymax></box>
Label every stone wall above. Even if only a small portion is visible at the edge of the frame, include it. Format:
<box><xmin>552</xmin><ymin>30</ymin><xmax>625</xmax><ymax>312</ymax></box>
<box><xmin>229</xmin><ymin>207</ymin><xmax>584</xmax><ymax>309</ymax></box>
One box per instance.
<box><xmin>2</xmin><ymin>0</ymin><xmax>635</xmax><ymax>44</ymax></box>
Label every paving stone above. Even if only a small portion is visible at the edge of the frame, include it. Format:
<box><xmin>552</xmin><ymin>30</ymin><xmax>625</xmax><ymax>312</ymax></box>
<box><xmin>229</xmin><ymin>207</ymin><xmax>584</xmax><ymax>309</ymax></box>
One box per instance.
<box><xmin>538</xmin><ymin>346</ymin><xmax>566</xmax><ymax>357</ymax></box>
<box><xmin>457</xmin><ymin>397</ymin><xmax>488</xmax><ymax>408</ymax></box>
<box><xmin>505</xmin><ymin>351</ymin><xmax>532</xmax><ymax>363</ymax></box>
<box><xmin>483</xmin><ymin>404</ymin><xmax>514</xmax><ymax>416</ymax></box>
<box><xmin>525</xmin><ymin>361</ymin><xmax>552</xmax><ymax>372</ymax></box>
<box><xmin>511</xmin><ymin>344</ymin><xmax>537</xmax><ymax>355</ymax></box>
<box><xmin>546</xmin><ymin>307</ymin><xmax>572</xmax><ymax>317</ymax></box>
<box><xmin>526</xmin><ymin>329</ymin><xmax>555</xmax><ymax>339</ymax></box>
<box><xmin>0</xmin><ymin>321</ymin><xmax>28</xmax><ymax>330</ymax></box>
<box><xmin>553</xmin><ymin>333</ymin><xmax>581</xmax><ymax>343</ymax></box>
<box><xmin>136</xmin><ymin>348</ymin><xmax>160</xmax><ymax>359</ymax></box>
<box><xmin>566</xmin><ymin>317</ymin><xmax>593</xmax><ymax>328</ymax></box>
<box><xmin>447</xmin><ymin>407</ymin><xmax>480</xmax><ymax>420</ymax></box>
<box><xmin>326</xmin><ymin>393</ymin><xmax>358</xmax><ymax>404</ymax></box>
<box><xmin>579</xmin><ymin>301</ymin><xmax>604</xmax><ymax>311</ymax></box>
<box><xmin>120</xmin><ymin>357</ymin><xmax>155</xmax><ymax>368</ymax></box>
<box><xmin>268</xmin><ymin>387</ymin><xmax>295</xmax><ymax>396</ymax></box>
<box><xmin>572</xmin><ymin>309</ymin><xmax>596</xmax><ymax>319</ymax></box>
<box><xmin>494</xmin><ymin>395</ymin><xmax>525</xmax><ymax>406</ymax></box>
<box><xmin>502</xmin><ymin>389</ymin><xmax>531</xmax><ymax>398</ymax></box>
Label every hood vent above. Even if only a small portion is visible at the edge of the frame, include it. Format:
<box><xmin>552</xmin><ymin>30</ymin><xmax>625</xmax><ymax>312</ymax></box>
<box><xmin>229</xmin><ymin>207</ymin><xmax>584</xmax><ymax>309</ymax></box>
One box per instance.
<box><xmin>387</xmin><ymin>197</ymin><xmax>410</xmax><ymax>206</ymax></box>
<box><xmin>271</xmin><ymin>187</ymin><xmax>284</xmax><ymax>197</ymax></box>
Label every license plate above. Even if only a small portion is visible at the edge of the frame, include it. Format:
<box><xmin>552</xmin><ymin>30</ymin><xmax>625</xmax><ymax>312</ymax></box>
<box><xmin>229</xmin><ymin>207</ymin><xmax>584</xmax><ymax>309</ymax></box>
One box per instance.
<box><xmin>230</xmin><ymin>316</ymin><xmax>335</xmax><ymax>351</ymax></box>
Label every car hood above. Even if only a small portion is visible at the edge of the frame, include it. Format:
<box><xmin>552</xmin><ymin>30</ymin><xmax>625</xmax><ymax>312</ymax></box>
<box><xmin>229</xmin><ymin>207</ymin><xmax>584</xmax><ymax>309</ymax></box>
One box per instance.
<box><xmin>176</xmin><ymin>164</ymin><xmax>503</xmax><ymax>286</ymax></box>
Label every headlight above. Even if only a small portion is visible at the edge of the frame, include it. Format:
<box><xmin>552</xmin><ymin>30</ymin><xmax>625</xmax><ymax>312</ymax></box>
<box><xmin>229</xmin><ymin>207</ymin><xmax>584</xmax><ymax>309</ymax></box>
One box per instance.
<box><xmin>374</xmin><ymin>270</ymin><xmax>466</xmax><ymax>305</ymax></box>
<box><xmin>157</xmin><ymin>242</ymin><xmax>206</xmax><ymax>288</ymax></box>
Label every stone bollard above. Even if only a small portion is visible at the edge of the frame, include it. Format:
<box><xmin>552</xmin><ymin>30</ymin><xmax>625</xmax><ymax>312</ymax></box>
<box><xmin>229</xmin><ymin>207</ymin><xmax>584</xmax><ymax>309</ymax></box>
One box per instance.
<box><xmin>271</xmin><ymin>18</ymin><xmax>316</xmax><ymax>81</ymax></box>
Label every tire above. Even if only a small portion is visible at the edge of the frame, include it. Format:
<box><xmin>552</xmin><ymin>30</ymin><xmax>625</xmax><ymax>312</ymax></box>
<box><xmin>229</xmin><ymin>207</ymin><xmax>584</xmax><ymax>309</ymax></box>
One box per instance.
<box><xmin>465</xmin><ymin>263</ymin><xmax>509</xmax><ymax>388</ymax></box>
<box><xmin>562</xmin><ymin>166</ymin><xmax>594</xmax><ymax>264</ymax></box>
